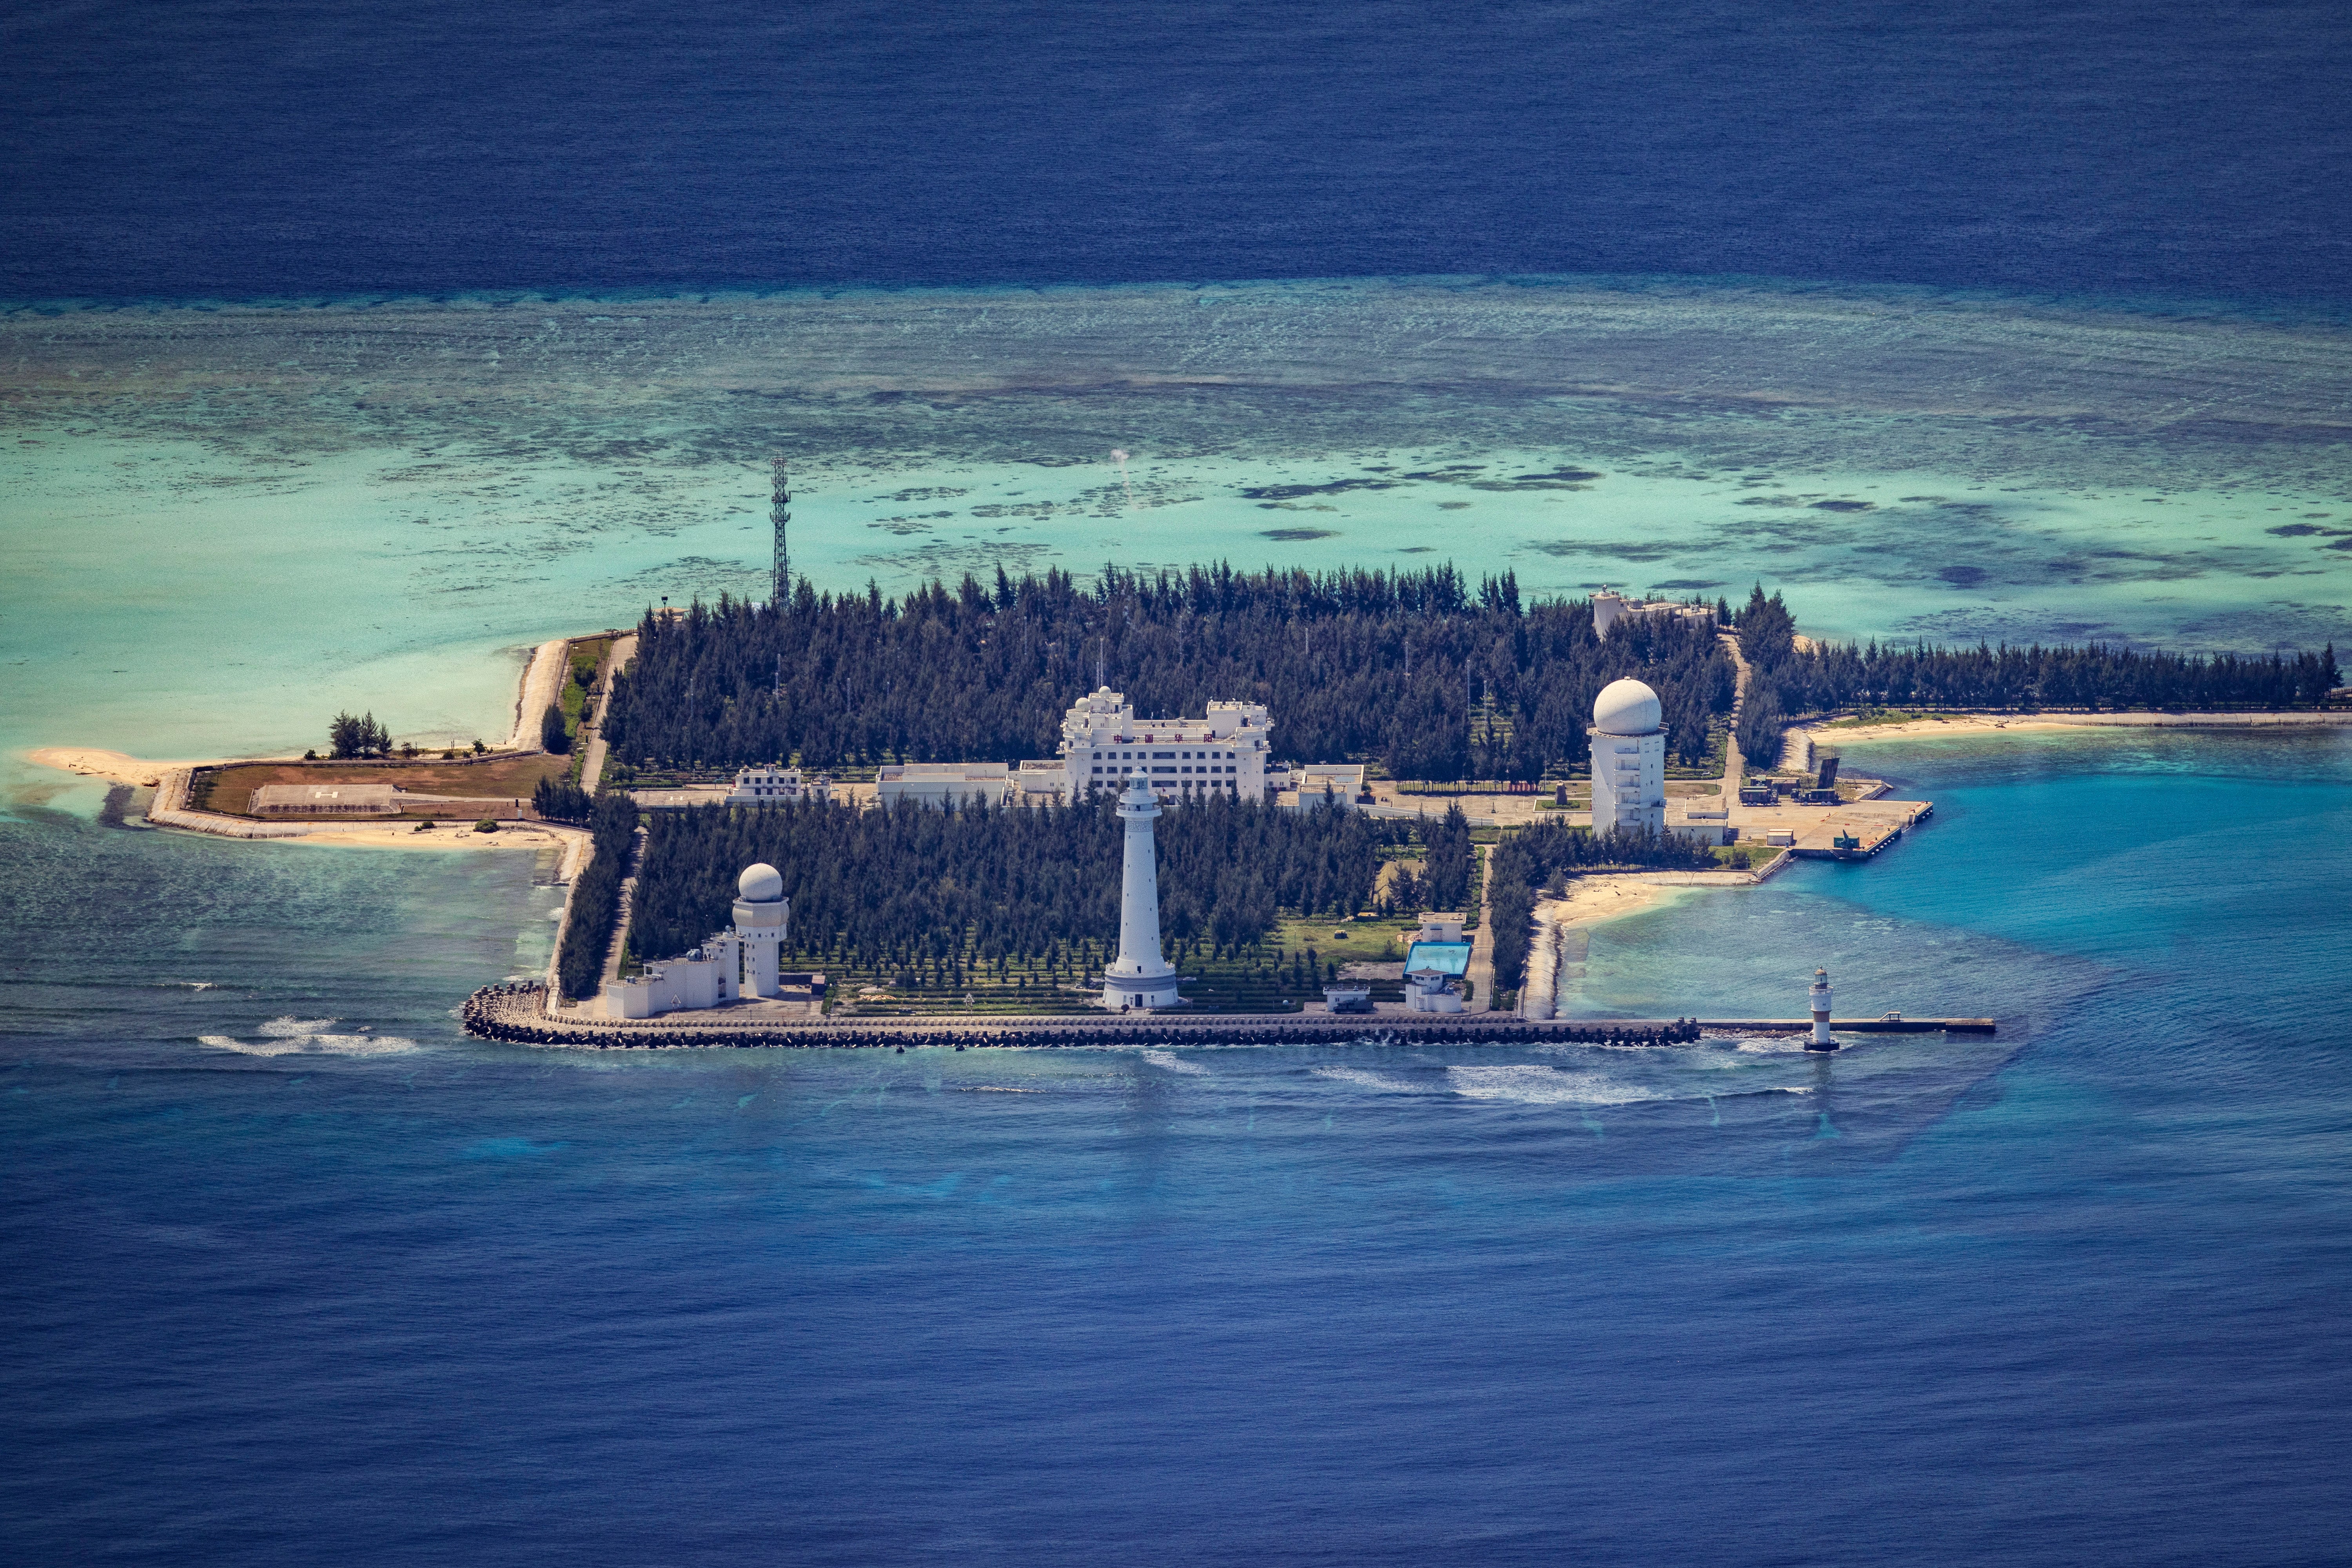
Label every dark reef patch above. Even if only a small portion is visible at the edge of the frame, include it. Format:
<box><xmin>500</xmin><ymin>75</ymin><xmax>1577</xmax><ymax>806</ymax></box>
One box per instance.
<box><xmin>1242</xmin><ymin>477</ymin><xmax>1399</xmax><ymax>501</ymax></box>
<box><xmin>1260</xmin><ymin>527</ymin><xmax>1340</xmax><ymax>541</ymax></box>
<box><xmin>1531</xmin><ymin>540</ymin><xmax>1680</xmax><ymax>562</ymax></box>
<box><xmin>1937</xmin><ymin>565</ymin><xmax>1989</xmax><ymax>587</ymax></box>
<box><xmin>1812</xmin><ymin>499</ymin><xmax>1875</xmax><ymax>512</ymax></box>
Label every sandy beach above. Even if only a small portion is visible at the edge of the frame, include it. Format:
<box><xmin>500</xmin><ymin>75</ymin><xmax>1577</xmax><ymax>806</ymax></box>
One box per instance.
<box><xmin>24</xmin><ymin>746</ymin><xmax>290</xmax><ymax>787</ymax></box>
<box><xmin>1788</xmin><ymin>709</ymin><xmax>2352</xmax><ymax>754</ymax></box>
<box><xmin>504</xmin><ymin>639</ymin><xmax>572</xmax><ymax>752</ymax></box>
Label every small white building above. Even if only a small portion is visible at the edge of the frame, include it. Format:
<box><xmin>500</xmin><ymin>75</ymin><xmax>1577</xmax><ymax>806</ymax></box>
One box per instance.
<box><xmin>1053</xmin><ymin>687</ymin><xmax>1272</xmax><ymax>804</ymax></box>
<box><xmin>1402</xmin><ymin>911</ymin><xmax>1473</xmax><ymax>1013</ymax></box>
<box><xmin>1593</xmin><ymin>590</ymin><xmax>1715</xmax><ymax>639</ymax></box>
<box><xmin>726</xmin><ymin>766</ymin><xmax>829</xmax><ymax>806</ymax></box>
<box><xmin>876</xmin><ymin>762</ymin><xmax>1011</xmax><ymax>808</ymax></box>
<box><xmin>599</xmin><ymin>863</ymin><xmax>790</xmax><ymax>1020</ymax></box>
<box><xmin>1283</xmin><ymin>764</ymin><xmax>1369</xmax><ymax>811</ymax></box>
<box><xmin>1669</xmin><ymin>806</ymin><xmax>1737</xmax><ymax>847</ymax></box>
<box><xmin>1589</xmin><ymin>678</ymin><xmax>1666</xmax><ymax>836</ymax></box>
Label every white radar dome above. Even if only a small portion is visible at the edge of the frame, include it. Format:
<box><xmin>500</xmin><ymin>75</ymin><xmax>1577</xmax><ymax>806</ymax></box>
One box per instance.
<box><xmin>738</xmin><ymin>862</ymin><xmax>785</xmax><ymax>903</ymax></box>
<box><xmin>1592</xmin><ymin>678</ymin><xmax>1663</xmax><ymax>736</ymax></box>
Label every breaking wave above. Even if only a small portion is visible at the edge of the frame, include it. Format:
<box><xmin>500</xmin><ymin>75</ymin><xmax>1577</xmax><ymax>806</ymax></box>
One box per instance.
<box><xmin>1310</xmin><ymin>1065</ymin><xmax>1424</xmax><ymax>1093</ymax></box>
<box><xmin>1138</xmin><ymin>1049</ymin><xmax>1210</xmax><ymax>1075</ymax></box>
<box><xmin>198</xmin><ymin>1016</ymin><xmax>422</xmax><ymax>1057</ymax></box>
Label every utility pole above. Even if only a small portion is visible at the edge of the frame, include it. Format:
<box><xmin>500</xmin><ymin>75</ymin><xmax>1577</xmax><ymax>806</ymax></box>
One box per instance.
<box><xmin>771</xmin><ymin>454</ymin><xmax>790</xmax><ymax>607</ymax></box>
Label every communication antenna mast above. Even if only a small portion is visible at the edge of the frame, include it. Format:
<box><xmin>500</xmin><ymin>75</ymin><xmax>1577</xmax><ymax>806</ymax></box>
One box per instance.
<box><xmin>771</xmin><ymin>454</ymin><xmax>791</xmax><ymax>607</ymax></box>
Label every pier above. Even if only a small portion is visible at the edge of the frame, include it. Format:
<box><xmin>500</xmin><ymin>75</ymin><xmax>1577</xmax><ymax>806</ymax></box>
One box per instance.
<box><xmin>462</xmin><ymin>984</ymin><xmax>1993</xmax><ymax>1050</ymax></box>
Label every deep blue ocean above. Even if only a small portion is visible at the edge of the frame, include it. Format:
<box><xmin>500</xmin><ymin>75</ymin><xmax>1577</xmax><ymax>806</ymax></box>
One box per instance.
<box><xmin>8</xmin><ymin>3</ymin><xmax>2352</xmax><ymax>1561</ymax></box>
<box><xmin>6</xmin><ymin>733</ymin><xmax>2350</xmax><ymax>1564</ymax></box>
<box><xmin>2</xmin><ymin>0</ymin><xmax>2349</xmax><ymax>305</ymax></box>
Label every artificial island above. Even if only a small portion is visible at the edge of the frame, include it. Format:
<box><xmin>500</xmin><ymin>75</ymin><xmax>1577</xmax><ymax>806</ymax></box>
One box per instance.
<box><xmin>40</xmin><ymin>533</ymin><xmax>2347</xmax><ymax>1053</ymax></box>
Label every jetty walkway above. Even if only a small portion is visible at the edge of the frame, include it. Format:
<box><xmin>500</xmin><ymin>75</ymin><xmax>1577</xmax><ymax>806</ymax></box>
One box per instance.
<box><xmin>461</xmin><ymin>984</ymin><xmax>1991</xmax><ymax>1051</ymax></box>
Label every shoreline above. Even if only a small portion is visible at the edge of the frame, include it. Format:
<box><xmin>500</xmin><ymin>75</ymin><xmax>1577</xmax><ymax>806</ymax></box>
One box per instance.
<box><xmin>26</xmin><ymin>637</ymin><xmax>579</xmax><ymax>859</ymax></box>
<box><xmin>1788</xmin><ymin>709</ymin><xmax>2352</xmax><ymax>753</ymax></box>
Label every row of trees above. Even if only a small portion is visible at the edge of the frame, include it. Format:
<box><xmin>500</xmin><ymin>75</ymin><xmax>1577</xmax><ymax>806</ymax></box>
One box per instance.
<box><xmin>554</xmin><ymin>794</ymin><xmax>640</xmax><ymax>1001</ymax></box>
<box><xmin>327</xmin><ymin>711</ymin><xmax>392</xmax><ymax>759</ymax></box>
<box><xmin>1487</xmin><ymin>825</ymin><xmax>1720</xmax><ymax>991</ymax></box>
<box><xmin>533</xmin><ymin>777</ymin><xmax>593</xmax><ymax>822</ymax></box>
<box><xmin>1734</xmin><ymin>586</ymin><xmax>2343</xmax><ymax>768</ymax></box>
<box><xmin>628</xmin><ymin>795</ymin><xmax>1432</xmax><ymax>975</ymax></box>
<box><xmin>600</xmin><ymin>564</ymin><xmax>1737</xmax><ymax>782</ymax></box>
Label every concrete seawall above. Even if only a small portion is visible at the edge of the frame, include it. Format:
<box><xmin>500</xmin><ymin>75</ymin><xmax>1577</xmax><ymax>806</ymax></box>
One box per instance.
<box><xmin>463</xmin><ymin>985</ymin><xmax>1993</xmax><ymax>1050</ymax></box>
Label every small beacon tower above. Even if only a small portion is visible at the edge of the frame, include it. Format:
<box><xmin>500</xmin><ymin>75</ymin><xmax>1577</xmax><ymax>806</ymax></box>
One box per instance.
<box><xmin>1589</xmin><ymin>677</ymin><xmax>1667</xmax><ymax>835</ymax></box>
<box><xmin>1807</xmin><ymin>966</ymin><xmax>1835</xmax><ymax>1051</ymax></box>
<box><xmin>1102</xmin><ymin>771</ymin><xmax>1180</xmax><ymax>1010</ymax></box>
<box><xmin>733</xmin><ymin>862</ymin><xmax>789</xmax><ymax>999</ymax></box>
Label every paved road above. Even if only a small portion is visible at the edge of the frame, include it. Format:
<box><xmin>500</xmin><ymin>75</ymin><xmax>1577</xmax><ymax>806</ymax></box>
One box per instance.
<box><xmin>578</xmin><ymin>633</ymin><xmax>636</xmax><ymax>794</ymax></box>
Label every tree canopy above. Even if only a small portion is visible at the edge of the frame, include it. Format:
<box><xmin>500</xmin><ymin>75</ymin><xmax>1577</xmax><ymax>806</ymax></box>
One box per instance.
<box><xmin>627</xmin><ymin>795</ymin><xmax>1413</xmax><ymax>971</ymax></box>
<box><xmin>602</xmin><ymin>564</ymin><xmax>1735</xmax><ymax>781</ymax></box>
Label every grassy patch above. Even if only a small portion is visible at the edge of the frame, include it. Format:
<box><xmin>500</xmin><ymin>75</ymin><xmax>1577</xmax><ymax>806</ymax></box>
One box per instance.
<box><xmin>204</xmin><ymin>756</ymin><xmax>572</xmax><ymax>816</ymax></box>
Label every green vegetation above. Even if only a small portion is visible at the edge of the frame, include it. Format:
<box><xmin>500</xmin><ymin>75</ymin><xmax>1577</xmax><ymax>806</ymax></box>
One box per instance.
<box><xmin>327</xmin><ymin>711</ymin><xmax>391</xmax><ymax>759</ymax></box>
<box><xmin>539</xmin><ymin>702</ymin><xmax>570</xmax><ymax>755</ymax></box>
<box><xmin>1736</xmin><ymin>584</ymin><xmax>2343</xmax><ymax>763</ymax></box>
<box><xmin>555</xmin><ymin>794</ymin><xmax>641</xmax><ymax>1002</ymax></box>
<box><xmin>614</xmin><ymin>797</ymin><xmax>1485</xmax><ymax>1011</ymax></box>
<box><xmin>533</xmin><ymin>777</ymin><xmax>593</xmax><ymax>823</ymax></box>
<box><xmin>602</xmin><ymin>564</ymin><xmax>1735</xmax><ymax>782</ymax></box>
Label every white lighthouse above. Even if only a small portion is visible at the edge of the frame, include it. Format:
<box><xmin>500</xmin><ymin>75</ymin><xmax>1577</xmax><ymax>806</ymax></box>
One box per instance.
<box><xmin>1102</xmin><ymin>770</ymin><xmax>1180</xmax><ymax>1010</ymax></box>
<box><xmin>1589</xmin><ymin>677</ymin><xmax>1667</xmax><ymax>835</ymax></box>
<box><xmin>1807</xmin><ymin>966</ymin><xmax>1835</xmax><ymax>1051</ymax></box>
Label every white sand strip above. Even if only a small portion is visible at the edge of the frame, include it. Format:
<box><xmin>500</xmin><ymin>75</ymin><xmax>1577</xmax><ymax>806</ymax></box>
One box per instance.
<box><xmin>505</xmin><ymin>639</ymin><xmax>572</xmax><ymax>752</ymax></box>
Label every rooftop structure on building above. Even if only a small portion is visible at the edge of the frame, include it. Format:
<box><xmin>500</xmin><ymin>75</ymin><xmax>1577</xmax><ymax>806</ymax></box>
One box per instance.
<box><xmin>877</xmin><ymin>762</ymin><xmax>1011</xmax><ymax>809</ymax></box>
<box><xmin>1592</xmin><ymin>590</ymin><xmax>1715</xmax><ymax>639</ymax></box>
<box><xmin>1045</xmin><ymin>687</ymin><xmax>1272</xmax><ymax>805</ymax></box>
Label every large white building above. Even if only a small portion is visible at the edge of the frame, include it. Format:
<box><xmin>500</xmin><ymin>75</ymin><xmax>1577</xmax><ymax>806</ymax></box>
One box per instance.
<box><xmin>1100</xmin><ymin>770</ymin><xmax>1180</xmax><ymax>1009</ymax></box>
<box><xmin>598</xmin><ymin>862</ymin><xmax>790</xmax><ymax>1019</ymax></box>
<box><xmin>1589</xmin><ymin>677</ymin><xmax>1667</xmax><ymax>835</ymax></box>
<box><xmin>1592</xmin><ymin>590</ymin><xmax>1715</xmax><ymax>639</ymax></box>
<box><xmin>1045</xmin><ymin>687</ymin><xmax>1272</xmax><ymax>804</ymax></box>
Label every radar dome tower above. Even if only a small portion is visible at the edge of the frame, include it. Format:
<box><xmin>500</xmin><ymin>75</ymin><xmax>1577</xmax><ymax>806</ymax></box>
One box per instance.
<box><xmin>733</xmin><ymin>862</ymin><xmax>789</xmax><ymax>999</ymax></box>
<box><xmin>1589</xmin><ymin>677</ymin><xmax>1667</xmax><ymax>835</ymax></box>
<box><xmin>1101</xmin><ymin>771</ymin><xmax>1180</xmax><ymax>1010</ymax></box>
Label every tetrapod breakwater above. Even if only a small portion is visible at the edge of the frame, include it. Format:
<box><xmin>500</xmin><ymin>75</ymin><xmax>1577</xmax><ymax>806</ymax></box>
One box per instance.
<box><xmin>461</xmin><ymin>984</ymin><xmax>1990</xmax><ymax>1051</ymax></box>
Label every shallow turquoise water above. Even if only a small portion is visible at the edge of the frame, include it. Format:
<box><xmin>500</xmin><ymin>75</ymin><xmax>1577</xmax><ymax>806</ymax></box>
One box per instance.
<box><xmin>6</xmin><ymin>278</ymin><xmax>2350</xmax><ymax>783</ymax></box>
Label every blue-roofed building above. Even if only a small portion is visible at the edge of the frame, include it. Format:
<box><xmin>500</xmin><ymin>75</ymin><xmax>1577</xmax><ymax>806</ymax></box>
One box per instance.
<box><xmin>1402</xmin><ymin>937</ymin><xmax>1472</xmax><ymax>1014</ymax></box>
